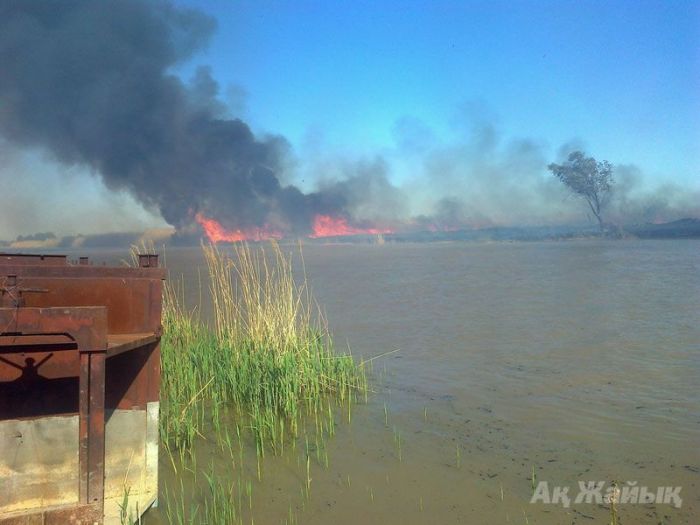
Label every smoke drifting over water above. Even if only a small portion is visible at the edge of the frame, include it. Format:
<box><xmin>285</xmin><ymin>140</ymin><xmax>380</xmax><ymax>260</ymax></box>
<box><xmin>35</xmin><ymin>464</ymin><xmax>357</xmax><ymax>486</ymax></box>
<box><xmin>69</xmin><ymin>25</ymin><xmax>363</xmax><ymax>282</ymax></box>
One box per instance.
<box><xmin>0</xmin><ymin>1</ymin><xmax>697</xmax><ymax>242</ymax></box>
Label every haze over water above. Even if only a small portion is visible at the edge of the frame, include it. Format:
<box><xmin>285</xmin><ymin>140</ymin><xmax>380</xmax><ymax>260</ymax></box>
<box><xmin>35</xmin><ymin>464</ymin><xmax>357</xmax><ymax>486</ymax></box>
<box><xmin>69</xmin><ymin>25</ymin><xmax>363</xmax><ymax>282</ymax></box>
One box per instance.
<box><xmin>140</xmin><ymin>238</ymin><xmax>698</xmax><ymax>524</ymax></box>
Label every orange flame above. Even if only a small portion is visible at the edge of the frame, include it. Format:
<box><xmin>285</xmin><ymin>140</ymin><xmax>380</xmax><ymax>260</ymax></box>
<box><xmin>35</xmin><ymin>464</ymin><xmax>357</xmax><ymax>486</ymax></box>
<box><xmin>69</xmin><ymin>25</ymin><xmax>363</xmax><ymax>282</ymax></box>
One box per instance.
<box><xmin>196</xmin><ymin>212</ymin><xmax>394</xmax><ymax>242</ymax></box>
<box><xmin>195</xmin><ymin>213</ymin><xmax>283</xmax><ymax>243</ymax></box>
<box><xmin>310</xmin><ymin>215</ymin><xmax>394</xmax><ymax>238</ymax></box>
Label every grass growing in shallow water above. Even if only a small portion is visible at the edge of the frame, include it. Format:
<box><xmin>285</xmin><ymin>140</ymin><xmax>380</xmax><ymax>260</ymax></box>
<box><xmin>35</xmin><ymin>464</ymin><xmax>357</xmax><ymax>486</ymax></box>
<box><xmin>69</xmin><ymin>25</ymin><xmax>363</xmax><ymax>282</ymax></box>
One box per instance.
<box><xmin>159</xmin><ymin>241</ymin><xmax>367</xmax><ymax>457</ymax></box>
<box><xmin>151</xmin><ymin>242</ymin><xmax>368</xmax><ymax>523</ymax></box>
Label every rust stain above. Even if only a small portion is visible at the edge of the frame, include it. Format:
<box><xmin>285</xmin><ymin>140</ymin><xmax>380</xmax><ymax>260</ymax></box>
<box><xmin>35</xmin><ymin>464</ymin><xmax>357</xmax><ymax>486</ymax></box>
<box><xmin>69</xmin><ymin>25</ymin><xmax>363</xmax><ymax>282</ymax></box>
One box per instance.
<box><xmin>0</xmin><ymin>253</ymin><xmax>163</xmax><ymax>524</ymax></box>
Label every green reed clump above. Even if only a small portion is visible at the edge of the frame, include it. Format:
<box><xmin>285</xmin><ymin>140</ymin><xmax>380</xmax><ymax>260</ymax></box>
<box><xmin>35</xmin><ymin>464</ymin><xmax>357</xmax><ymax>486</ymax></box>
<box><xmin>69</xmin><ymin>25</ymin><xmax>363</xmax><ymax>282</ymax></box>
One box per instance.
<box><xmin>159</xmin><ymin>241</ymin><xmax>367</xmax><ymax>454</ymax></box>
<box><xmin>164</xmin><ymin>474</ymin><xmax>243</xmax><ymax>525</ymax></box>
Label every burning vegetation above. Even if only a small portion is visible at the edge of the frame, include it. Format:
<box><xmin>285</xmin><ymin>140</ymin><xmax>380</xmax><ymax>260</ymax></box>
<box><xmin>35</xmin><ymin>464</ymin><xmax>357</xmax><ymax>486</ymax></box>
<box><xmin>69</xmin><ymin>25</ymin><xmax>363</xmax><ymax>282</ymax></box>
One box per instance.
<box><xmin>196</xmin><ymin>212</ymin><xmax>395</xmax><ymax>243</ymax></box>
<box><xmin>0</xmin><ymin>0</ymin><xmax>697</xmax><ymax>244</ymax></box>
<box><xmin>0</xmin><ymin>2</ymin><xmax>414</xmax><ymax>245</ymax></box>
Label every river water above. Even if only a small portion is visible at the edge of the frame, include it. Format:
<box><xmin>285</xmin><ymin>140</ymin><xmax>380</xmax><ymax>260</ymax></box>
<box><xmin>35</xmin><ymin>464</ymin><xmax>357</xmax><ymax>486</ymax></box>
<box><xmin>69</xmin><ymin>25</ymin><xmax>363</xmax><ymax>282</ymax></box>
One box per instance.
<box><xmin>107</xmin><ymin>239</ymin><xmax>698</xmax><ymax>524</ymax></box>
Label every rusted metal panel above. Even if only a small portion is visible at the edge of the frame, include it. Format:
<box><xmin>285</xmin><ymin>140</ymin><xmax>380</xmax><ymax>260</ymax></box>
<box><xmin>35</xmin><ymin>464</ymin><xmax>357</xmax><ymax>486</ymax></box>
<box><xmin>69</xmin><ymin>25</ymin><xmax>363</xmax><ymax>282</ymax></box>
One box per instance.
<box><xmin>105</xmin><ymin>342</ymin><xmax>157</xmax><ymax>410</ymax></box>
<box><xmin>0</xmin><ymin>503</ymin><xmax>103</xmax><ymax>525</ymax></box>
<box><xmin>0</xmin><ymin>346</ymin><xmax>78</xmax><ymax>377</ymax></box>
<box><xmin>106</xmin><ymin>333</ymin><xmax>158</xmax><ymax>358</ymax></box>
<box><xmin>1</xmin><ymin>277</ymin><xmax>160</xmax><ymax>334</ymax></box>
<box><xmin>44</xmin><ymin>503</ymin><xmax>103</xmax><ymax>525</ymax></box>
<box><xmin>87</xmin><ymin>352</ymin><xmax>106</xmax><ymax>510</ymax></box>
<box><xmin>79</xmin><ymin>352</ymin><xmax>90</xmax><ymax>505</ymax></box>
<box><xmin>0</xmin><ymin>307</ymin><xmax>108</xmax><ymax>351</ymax></box>
<box><xmin>146</xmin><ymin>279</ymin><xmax>162</xmax><ymax>403</ymax></box>
<box><xmin>0</xmin><ymin>306</ymin><xmax>106</xmax><ymax>520</ymax></box>
<box><xmin>0</xmin><ymin>264</ymin><xmax>165</xmax><ymax>279</ymax></box>
<box><xmin>137</xmin><ymin>254</ymin><xmax>159</xmax><ymax>268</ymax></box>
<box><xmin>0</xmin><ymin>306</ymin><xmax>107</xmax><ymax>423</ymax></box>
<box><xmin>0</xmin><ymin>349</ymin><xmax>79</xmax><ymax>419</ymax></box>
<box><xmin>0</xmin><ymin>253</ymin><xmax>163</xmax><ymax>524</ymax></box>
<box><xmin>0</xmin><ymin>254</ymin><xmax>68</xmax><ymax>266</ymax></box>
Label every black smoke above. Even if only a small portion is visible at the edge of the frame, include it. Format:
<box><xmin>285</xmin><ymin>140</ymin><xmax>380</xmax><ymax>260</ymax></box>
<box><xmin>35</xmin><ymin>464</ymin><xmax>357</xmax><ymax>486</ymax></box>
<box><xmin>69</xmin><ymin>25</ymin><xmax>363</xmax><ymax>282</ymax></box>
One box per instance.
<box><xmin>1</xmin><ymin>2</ymin><xmax>696</xmax><ymax>240</ymax></box>
<box><xmin>0</xmin><ymin>0</ymin><xmax>345</xmax><ymax>235</ymax></box>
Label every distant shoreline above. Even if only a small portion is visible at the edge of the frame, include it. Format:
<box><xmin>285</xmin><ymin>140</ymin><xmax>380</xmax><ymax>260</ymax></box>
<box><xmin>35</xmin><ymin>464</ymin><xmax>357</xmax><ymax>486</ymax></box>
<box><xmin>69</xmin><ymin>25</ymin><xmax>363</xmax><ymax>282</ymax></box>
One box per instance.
<box><xmin>2</xmin><ymin>218</ymin><xmax>699</xmax><ymax>250</ymax></box>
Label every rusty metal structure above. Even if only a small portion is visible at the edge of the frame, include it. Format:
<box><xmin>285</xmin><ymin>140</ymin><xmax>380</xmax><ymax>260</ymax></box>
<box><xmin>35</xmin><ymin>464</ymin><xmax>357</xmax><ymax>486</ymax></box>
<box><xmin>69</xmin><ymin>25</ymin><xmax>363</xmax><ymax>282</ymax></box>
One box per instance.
<box><xmin>0</xmin><ymin>253</ymin><xmax>164</xmax><ymax>525</ymax></box>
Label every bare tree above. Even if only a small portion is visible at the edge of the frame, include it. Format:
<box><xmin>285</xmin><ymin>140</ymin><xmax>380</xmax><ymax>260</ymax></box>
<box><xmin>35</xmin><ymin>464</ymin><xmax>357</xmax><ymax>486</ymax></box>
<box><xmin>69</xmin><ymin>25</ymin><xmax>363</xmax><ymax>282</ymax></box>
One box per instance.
<box><xmin>548</xmin><ymin>151</ymin><xmax>613</xmax><ymax>232</ymax></box>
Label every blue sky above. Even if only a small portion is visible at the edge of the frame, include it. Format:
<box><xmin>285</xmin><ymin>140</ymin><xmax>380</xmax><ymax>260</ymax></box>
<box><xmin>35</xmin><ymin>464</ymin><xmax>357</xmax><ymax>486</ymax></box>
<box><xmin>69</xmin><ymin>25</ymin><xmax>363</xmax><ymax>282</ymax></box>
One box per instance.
<box><xmin>2</xmin><ymin>0</ymin><xmax>698</xmax><ymax>239</ymax></box>
<box><xmin>177</xmin><ymin>0</ymin><xmax>699</xmax><ymax>186</ymax></box>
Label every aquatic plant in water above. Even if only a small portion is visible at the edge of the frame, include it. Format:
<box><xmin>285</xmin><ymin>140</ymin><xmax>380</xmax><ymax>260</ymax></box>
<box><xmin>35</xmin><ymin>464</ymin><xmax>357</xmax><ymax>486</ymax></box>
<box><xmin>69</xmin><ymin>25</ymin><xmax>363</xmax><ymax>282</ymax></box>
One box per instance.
<box><xmin>152</xmin><ymin>242</ymin><xmax>367</xmax><ymax>521</ymax></box>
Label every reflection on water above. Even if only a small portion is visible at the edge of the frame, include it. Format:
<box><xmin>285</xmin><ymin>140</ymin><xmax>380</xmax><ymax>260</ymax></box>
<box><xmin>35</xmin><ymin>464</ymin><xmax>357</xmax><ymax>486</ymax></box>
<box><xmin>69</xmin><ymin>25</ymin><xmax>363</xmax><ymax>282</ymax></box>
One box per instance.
<box><xmin>88</xmin><ymin>240</ymin><xmax>700</xmax><ymax>523</ymax></box>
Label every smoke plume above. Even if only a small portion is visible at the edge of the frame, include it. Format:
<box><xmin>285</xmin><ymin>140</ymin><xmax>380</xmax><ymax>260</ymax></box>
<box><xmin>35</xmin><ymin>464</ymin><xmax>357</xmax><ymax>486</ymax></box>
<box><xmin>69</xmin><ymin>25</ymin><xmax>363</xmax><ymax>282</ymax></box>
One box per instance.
<box><xmin>0</xmin><ymin>0</ymin><xmax>353</xmax><ymax>236</ymax></box>
<box><xmin>0</xmin><ymin>1</ymin><xmax>696</xmax><ymax>240</ymax></box>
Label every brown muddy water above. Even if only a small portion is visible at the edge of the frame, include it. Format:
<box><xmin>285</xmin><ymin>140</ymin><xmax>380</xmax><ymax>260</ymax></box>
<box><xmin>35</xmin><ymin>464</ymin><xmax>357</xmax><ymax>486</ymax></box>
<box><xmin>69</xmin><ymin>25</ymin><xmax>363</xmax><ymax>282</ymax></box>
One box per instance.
<box><xmin>89</xmin><ymin>239</ymin><xmax>698</xmax><ymax>524</ymax></box>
